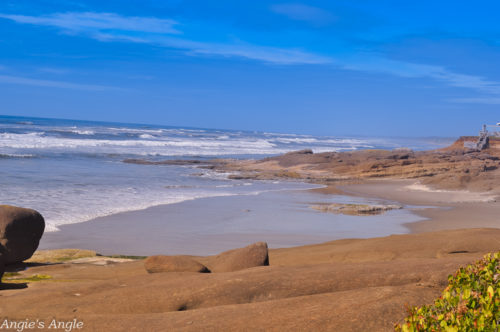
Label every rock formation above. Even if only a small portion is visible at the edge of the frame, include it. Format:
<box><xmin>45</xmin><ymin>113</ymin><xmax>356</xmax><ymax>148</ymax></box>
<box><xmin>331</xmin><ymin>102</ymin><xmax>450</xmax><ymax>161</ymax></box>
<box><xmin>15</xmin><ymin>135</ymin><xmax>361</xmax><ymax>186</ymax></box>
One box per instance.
<box><xmin>0</xmin><ymin>205</ymin><xmax>45</xmax><ymax>265</ymax></box>
<box><xmin>206</xmin><ymin>242</ymin><xmax>269</xmax><ymax>273</ymax></box>
<box><xmin>144</xmin><ymin>255</ymin><xmax>209</xmax><ymax>273</ymax></box>
<box><xmin>310</xmin><ymin>203</ymin><xmax>402</xmax><ymax>215</ymax></box>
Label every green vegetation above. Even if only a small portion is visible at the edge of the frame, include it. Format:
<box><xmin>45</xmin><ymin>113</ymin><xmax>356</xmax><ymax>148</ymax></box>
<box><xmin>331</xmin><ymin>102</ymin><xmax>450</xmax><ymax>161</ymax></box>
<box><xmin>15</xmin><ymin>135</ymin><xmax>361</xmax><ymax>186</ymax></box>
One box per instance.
<box><xmin>27</xmin><ymin>249</ymin><xmax>97</xmax><ymax>263</ymax></box>
<box><xmin>2</xmin><ymin>273</ymin><xmax>52</xmax><ymax>283</ymax></box>
<box><xmin>2</xmin><ymin>271</ymin><xmax>21</xmax><ymax>278</ymax></box>
<box><xmin>395</xmin><ymin>252</ymin><xmax>500</xmax><ymax>331</ymax></box>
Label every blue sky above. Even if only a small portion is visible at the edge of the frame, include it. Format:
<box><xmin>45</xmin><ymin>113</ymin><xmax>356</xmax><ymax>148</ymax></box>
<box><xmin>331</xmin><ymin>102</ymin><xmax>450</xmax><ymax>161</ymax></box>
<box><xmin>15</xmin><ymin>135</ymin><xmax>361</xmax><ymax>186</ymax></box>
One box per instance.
<box><xmin>0</xmin><ymin>1</ymin><xmax>499</xmax><ymax>136</ymax></box>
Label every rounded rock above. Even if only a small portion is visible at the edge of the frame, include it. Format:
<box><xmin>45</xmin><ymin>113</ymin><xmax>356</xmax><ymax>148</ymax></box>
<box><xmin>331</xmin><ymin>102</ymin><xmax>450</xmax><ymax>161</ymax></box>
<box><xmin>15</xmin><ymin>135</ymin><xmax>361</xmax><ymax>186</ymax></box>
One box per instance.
<box><xmin>208</xmin><ymin>242</ymin><xmax>269</xmax><ymax>273</ymax></box>
<box><xmin>144</xmin><ymin>255</ymin><xmax>210</xmax><ymax>273</ymax></box>
<box><xmin>0</xmin><ymin>205</ymin><xmax>45</xmax><ymax>265</ymax></box>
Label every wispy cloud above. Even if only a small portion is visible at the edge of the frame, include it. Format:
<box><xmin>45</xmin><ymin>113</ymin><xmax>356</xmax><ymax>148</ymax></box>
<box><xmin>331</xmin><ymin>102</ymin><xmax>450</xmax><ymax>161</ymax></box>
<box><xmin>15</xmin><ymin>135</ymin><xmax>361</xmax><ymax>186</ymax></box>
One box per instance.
<box><xmin>37</xmin><ymin>67</ymin><xmax>70</xmax><ymax>75</ymax></box>
<box><xmin>191</xmin><ymin>42</ymin><xmax>331</xmax><ymax>65</ymax></box>
<box><xmin>270</xmin><ymin>3</ymin><xmax>335</xmax><ymax>26</ymax></box>
<box><xmin>0</xmin><ymin>74</ymin><xmax>124</xmax><ymax>91</ymax></box>
<box><xmin>93</xmin><ymin>32</ymin><xmax>332</xmax><ymax>65</ymax></box>
<box><xmin>0</xmin><ymin>11</ymin><xmax>329</xmax><ymax>65</ymax></box>
<box><xmin>341</xmin><ymin>55</ymin><xmax>500</xmax><ymax>98</ymax></box>
<box><xmin>0</xmin><ymin>12</ymin><xmax>180</xmax><ymax>34</ymax></box>
<box><xmin>449</xmin><ymin>97</ymin><xmax>500</xmax><ymax>104</ymax></box>
<box><xmin>432</xmin><ymin>71</ymin><xmax>500</xmax><ymax>95</ymax></box>
<box><xmin>2</xmin><ymin>11</ymin><xmax>500</xmax><ymax>98</ymax></box>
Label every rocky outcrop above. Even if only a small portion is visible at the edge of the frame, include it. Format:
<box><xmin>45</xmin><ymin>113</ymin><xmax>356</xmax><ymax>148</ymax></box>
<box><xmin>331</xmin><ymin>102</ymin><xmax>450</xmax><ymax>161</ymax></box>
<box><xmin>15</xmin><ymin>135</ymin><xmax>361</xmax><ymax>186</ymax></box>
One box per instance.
<box><xmin>310</xmin><ymin>203</ymin><xmax>402</xmax><ymax>216</ymax></box>
<box><xmin>0</xmin><ymin>205</ymin><xmax>45</xmax><ymax>265</ymax></box>
<box><xmin>206</xmin><ymin>242</ymin><xmax>269</xmax><ymax>273</ymax></box>
<box><xmin>144</xmin><ymin>255</ymin><xmax>209</xmax><ymax>273</ymax></box>
<box><xmin>203</xmin><ymin>139</ymin><xmax>500</xmax><ymax>192</ymax></box>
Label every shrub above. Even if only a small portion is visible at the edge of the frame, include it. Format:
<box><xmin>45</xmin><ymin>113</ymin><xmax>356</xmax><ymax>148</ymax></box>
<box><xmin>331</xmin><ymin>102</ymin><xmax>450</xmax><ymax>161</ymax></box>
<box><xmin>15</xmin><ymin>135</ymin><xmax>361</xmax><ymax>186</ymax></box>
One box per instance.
<box><xmin>395</xmin><ymin>252</ymin><xmax>499</xmax><ymax>332</ymax></box>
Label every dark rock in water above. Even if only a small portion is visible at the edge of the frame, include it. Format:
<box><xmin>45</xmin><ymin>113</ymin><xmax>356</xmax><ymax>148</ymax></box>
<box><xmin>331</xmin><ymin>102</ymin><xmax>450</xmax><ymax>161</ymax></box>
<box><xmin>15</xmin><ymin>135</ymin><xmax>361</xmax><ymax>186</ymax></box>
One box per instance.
<box><xmin>207</xmin><ymin>242</ymin><xmax>269</xmax><ymax>273</ymax></box>
<box><xmin>0</xmin><ymin>205</ymin><xmax>45</xmax><ymax>265</ymax></box>
<box><xmin>286</xmin><ymin>149</ymin><xmax>313</xmax><ymax>155</ymax></box>
<box><xmin>123</xmin><ymin>159</ymin><xmax>203</xmax><ymax>165</ymax></box>
<box><xmin>144</xmin><ymin>255</ymin><xmax>210</xmax><ymax>273</ymax></box>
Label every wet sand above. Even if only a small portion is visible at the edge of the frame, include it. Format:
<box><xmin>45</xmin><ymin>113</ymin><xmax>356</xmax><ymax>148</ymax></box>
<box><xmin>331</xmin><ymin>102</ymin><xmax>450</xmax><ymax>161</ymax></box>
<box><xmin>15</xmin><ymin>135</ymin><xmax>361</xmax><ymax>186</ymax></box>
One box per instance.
<box><xmin>337</xmin><ymin>179</ymin><xmax>500</xmax><ymax>233</ymax></box>
<box><xmin>39</xmin><ymin>177</ymin><xmax>500</xmax><ymax>256</ymax></box>
<box><xmin>39</xmin><ymin>188</ymin><xmax>423</xmax><ymax>256</ymax></box>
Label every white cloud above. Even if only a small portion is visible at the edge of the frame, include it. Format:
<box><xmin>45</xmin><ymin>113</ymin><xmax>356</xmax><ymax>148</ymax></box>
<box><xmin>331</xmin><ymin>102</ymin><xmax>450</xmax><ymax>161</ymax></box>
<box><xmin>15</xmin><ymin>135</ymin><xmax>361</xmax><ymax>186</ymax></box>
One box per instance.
<box><xmin>38</xmin><ymin>67</ymin><xmax>70</xmax><ymax>75</ymax></box>
<box><xmin>93</xmin><ymin>32</ymin><xmax>332</xmax><ymax>65</ymax></box>
<box><xmin>0</xmin><ymin>74</ymin><xmax>124</xmax><ymax>91</ymax></box>
<box><xmin>432</xmin><ymin>71</ymin><xmax>500</xmax><ymax>95</ymax></box>
<box><xmin>0</xmin><ymin>11</ymin><xmax>330</xmax><ymax>65</ymax></box>
<box><xmin>270</xmin><ymin>3</ymin><xmax>335</xmax><ymax>25</ymax></box>
<box><xmin>2</xmin><ymin>11</ymin><xmax>500</xmax><ymax>97</ymax></box>
<box><xmin>448</xmin><ymin>97</ymin><xmax>500</xmax><ymax>104</ymax></box>
<box><xmin>0</xmin><ymin>12</ymin><xmax>180</xmax><ymax>34</ymax></box>
<box><xmin>192</xmin><ymin>42</ymin><xmax>331</xmax><ymax>65</ymax></box>
<box><xmin>341</xmin><ymin>55</ymin><xmax>500</xmax><ymax>97</ymax></box>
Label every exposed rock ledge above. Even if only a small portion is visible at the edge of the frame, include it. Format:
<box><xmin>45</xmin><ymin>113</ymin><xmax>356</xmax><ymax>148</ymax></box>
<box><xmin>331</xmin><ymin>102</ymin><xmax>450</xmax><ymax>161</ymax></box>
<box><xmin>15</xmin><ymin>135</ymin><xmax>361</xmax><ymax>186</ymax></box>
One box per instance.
<box><xmin>310</xmin><ymin>203</ymin><xmax>403</xmax><ymax>216</ymax></box>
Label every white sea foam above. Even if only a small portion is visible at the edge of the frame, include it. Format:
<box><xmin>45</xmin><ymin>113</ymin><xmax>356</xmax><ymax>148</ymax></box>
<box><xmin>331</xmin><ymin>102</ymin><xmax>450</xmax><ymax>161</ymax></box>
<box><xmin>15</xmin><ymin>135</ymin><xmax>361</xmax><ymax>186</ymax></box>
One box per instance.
<box><xmin>139</xmin><ymin>134</ymin><xmax>156</xmax><ymax>139</ymax></box>
<box><xmin>40</xmin><ymin>182</ymin><xmax>317</xmax><ymax>232</ymax></box>
<box><xmin>405</xmin><ymin>182</ymin><xmax>497</xmax><ymax>203</ymax></box>
<box><xmin>0</xmin><ymin>130</ymin><xmax>380</xmax><ymax>157</ymax></box>
<box><xmin>0</xmin><ymin>153</ymin><xmax>35</xmax><ymax>158</ymax></box>
<box><xmin>70</xmin><ymin>129</ymin><xmax>95</xmax><ymax>135</ymax></box>
<box><xmin>43</xmin><ymin>192</ymin><xmax>235</xmax><ymax>232</ymax></box>
<box><xmin>0</xmin><ymin>132</ymin><xmax>283</xmax><ymax>156</ymax></box>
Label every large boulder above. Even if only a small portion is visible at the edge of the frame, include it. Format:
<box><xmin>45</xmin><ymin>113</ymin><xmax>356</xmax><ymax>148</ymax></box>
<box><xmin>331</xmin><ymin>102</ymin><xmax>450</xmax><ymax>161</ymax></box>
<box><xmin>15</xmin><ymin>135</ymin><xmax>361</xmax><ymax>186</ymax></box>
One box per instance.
<box><xmin>0</xmin><ymin>205</ymin><xmax>45</xmax><ymax>265</ymax></box>
<box><xmin>144</xmin><ymin>255</ymin><xmax>209</xmax><ymax>273</ymax></box>
<box><xmin>207</xmin><ymin>242</ymin><xmax>269</xmax><ymax>273</ymax></box>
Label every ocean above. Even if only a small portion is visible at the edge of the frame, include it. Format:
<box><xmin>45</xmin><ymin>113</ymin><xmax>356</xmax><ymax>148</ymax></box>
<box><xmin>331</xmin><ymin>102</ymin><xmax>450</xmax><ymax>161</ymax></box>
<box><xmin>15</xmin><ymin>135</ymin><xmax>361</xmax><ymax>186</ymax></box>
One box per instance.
<box><xmin>0</xmin><ymin>115</ymin><xmax>452</xmax><ymax>234</ymax></box>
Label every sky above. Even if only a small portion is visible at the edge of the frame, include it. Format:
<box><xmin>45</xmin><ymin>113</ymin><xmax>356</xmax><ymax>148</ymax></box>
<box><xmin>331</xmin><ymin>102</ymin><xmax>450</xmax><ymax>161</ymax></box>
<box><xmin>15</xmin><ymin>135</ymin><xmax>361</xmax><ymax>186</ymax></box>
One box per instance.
<box><xmin>0</xmin><ymin>1</ymin><xmax>499</xmax><ymax>137</ymax></box>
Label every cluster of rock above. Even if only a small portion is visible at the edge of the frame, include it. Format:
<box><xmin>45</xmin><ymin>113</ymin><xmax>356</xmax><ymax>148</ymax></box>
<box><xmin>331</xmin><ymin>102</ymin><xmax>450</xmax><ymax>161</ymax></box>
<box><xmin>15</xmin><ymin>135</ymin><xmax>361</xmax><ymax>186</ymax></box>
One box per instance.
<box><xmin>0</xmin><ymin>205</ymin><xmax>45</xmax><ymax>281</ymax></box>
<box><xmin>310</xmin><ymin>203</ymin><xmax>402</xmax><ymax>216</ymax></box>
<box><xmin>144</xmin><ymin>242</ymin><xmax>269</xmax><ymax>274</ymax></box>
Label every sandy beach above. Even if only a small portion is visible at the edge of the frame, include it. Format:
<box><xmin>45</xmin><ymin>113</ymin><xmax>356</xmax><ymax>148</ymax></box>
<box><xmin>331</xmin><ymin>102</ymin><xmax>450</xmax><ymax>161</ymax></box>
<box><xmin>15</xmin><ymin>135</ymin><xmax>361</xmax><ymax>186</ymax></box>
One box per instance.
<box><xmin>338</xmin><ymin>179</ymin><xmax>500</xmax><ymax>233</ymax></box>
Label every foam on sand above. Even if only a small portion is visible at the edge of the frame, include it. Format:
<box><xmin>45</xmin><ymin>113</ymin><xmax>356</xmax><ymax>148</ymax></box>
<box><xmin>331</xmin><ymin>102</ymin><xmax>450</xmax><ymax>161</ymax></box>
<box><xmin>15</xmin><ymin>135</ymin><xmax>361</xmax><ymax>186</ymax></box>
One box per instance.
<box><xmin>405</xmin><ymin>182</ymin><xmax>497</xmax><ymax>203</ymax></box>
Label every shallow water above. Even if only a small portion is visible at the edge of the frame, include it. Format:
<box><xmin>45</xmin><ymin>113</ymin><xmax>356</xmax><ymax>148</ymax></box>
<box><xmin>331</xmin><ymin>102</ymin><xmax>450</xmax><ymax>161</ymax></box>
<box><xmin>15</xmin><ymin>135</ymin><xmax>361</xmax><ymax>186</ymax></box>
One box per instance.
<box><xmin>40</xmin><ymin>189</ymin><xmax>425</xmax><ymax>255</ymax></box>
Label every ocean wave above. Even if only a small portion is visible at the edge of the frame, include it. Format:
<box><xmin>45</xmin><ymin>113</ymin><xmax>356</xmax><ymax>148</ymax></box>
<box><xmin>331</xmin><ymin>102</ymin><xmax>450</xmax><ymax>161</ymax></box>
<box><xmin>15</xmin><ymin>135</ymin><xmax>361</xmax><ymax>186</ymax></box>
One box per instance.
<box><xmin>0</xmin><ymin>132</ymin><xmax>286</xmax><ymax>156</ymax></box>
<box><xmin>0</xmin><ymin>153</ymin><xmax>35</xmax><ymax>159</ymax></box>
<box><xmin>70</xmin><ymin>129</ymin><xmax>95</xmax><ymax>135</ymax></box>
<box><xmin>0</xmin><ymin>121</ymin><xmax>443</xmax><ymax>160</ymax></box>
<box><xmin>273</xmin><ymin>137</ymin><xmax>319</xmax><ymax>144</ymax></box>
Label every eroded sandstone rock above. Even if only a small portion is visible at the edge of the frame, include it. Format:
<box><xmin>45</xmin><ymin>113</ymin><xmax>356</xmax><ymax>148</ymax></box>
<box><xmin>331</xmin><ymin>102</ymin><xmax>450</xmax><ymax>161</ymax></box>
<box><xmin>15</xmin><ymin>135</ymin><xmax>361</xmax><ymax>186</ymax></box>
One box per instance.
<box><xmin>207</xmin><ymin>242</ymin><xmax>269</xmax><ymax>273</ymax></box>
<box><xmin>144</xmin><ymin>255</ymin><xmax>209</xmax><ymax>273</ymax></box>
